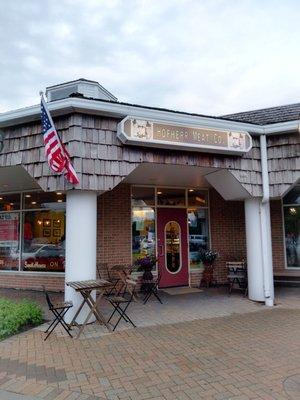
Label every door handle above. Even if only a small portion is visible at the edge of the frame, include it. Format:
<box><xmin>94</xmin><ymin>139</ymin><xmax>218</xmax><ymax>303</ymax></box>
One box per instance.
<box><xmin>158</xmin><ymin>244</ymin><xmax>164</xmax><ymax>257</ymax></box>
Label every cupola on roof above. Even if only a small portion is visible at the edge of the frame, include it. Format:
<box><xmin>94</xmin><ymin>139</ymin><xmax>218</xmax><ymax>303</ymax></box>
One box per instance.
<box><xmin>45</xmin><ymin>78</ymin><xmax>118</xmax><ymax>102</ymax></box>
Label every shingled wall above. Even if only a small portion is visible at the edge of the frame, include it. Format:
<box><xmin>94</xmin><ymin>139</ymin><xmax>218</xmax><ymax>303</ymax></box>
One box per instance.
<box><xmin>0</xmin><ymin>112</ymin><xmax>298</xmax><ymax>197</ymax></box>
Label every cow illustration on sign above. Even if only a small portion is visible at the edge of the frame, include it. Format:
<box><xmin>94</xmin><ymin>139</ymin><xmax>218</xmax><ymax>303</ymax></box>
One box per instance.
<box><xmin>131</xmin><ymin>119</ymin><xmax>153</xmax><ymax>140</ymax></box>
<box><xmin>228</xmin><ymin>132</ymin><xmax>245</xmax><ymax>150</ymax></box>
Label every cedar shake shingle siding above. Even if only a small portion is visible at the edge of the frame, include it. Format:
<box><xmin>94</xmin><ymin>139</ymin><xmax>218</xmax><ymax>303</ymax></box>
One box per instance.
<box><xmin>1</xmin><ymin>111</ymin><xmax>298</xmax><ymax>197</ymax></box>
<box><xmin>0</xmin><ymin>113</ymin><xmax>264</xmax><ymax>196</ymax></box>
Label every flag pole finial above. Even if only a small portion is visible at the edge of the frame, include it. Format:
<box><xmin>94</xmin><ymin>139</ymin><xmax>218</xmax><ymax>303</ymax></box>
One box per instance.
<box><xmin>39</xmin><ymin>91</ymin><xmax>44</xmax><ymax>97</ymax></box>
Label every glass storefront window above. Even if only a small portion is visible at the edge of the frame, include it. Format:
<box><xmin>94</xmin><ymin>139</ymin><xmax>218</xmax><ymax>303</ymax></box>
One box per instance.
<box><xmin>24</xmin><ymin>192</ymin><xmax>66</xmax><ymax>209</ymax></box>
<box><xmin>22</xmin><ymin>209</ymin><xmax>65</xmax><ymax>272</ymax></box>
<box><xmin>188</xmin><ymin>189</ymin><xmax>208</xmax><ymax>207</ymax></box>
<box><xmin>188</xmin><ymin>208</ymin><xmax>210</xmax><ymax>269</ymax></box>
<box><xmin>132</xmin><ymin>207</ymin><xmax>155</xmax><ymax>262</ymax></box>
<box><xmin>132</xmin><ymin>187</ymin><xmax>155</xmax><ymax>207</ymax></box>
<box><xmin>0</xmin><ymin>212</ymin><xmax>20</xmax><ymax>271</ymax></box>
<box><xmin>283</xmin><ymin>185</ymin><xmax>300</xmax><ymax>269</ymax></box>
<box><xmin>0</xmin><ymin>193</ymin><xmax>21</xmax><ymax>211</ymax></box>
<box><xmin>157</xmin><ymin>188</ymin><xmax>186</xmax><ymax>207</ymax></box>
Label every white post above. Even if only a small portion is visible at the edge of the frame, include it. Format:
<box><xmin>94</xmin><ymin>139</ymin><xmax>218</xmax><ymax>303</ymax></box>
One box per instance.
<box><xmin>244</xmin><ymin>198</ymin><xmax>265</xmax><ymax>302</ymax></box>
<box><xmin>244</xmin><ymin>198</ymin><xmax>274</xmax><ymax>305</ymax></box>
<box><xmin>64</xmin><ymin>190</ymin><xmax>97</xmax><ymax>323</ymax></box>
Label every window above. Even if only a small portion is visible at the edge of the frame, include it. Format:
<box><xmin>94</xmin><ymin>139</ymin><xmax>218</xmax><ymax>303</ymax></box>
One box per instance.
<box><xmin>283</xmin><ymin>185</ymin><xmax>300</xmax><ymax>269</ymax></box>
<box><xmin>132</xmin><ymin>207</ymin><xmax>155</xmax><ymax>262</ymax></box>
<box><xmin>0</xmin><ymin>212</ymin><xmax>20</xmax><ymax>271</ymax></box>
<box><xmin>188</xmin><ymin>208</ymin><xmax>210</xmax><ymax>269</ymax></box>
<box><xmin>22</xmin><ymin>210</ymin><xmax>65</xmax><ymax>272</ymax></box>
<box><xmin>0</xmin><ymin>191</ymin><xmax>66</xmax><ymax>272</ymax></box>
<box><xmin>157</xmin><ymin>188</ymin><xmax>186</xmax><ymax>207</ymax></box>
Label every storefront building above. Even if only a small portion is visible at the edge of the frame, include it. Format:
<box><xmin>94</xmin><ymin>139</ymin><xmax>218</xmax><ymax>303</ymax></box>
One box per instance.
<box><xmin>0</xmin><ymin>79</ymin><xmax>299</xmax><ymax>311</ymax></box>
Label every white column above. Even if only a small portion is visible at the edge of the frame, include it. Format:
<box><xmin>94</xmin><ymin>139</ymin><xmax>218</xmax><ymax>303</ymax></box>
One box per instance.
<box><xmin>244</xmin><ymin>198</ymin><xmax>274</xmax><ymax>305</ymax></box>
<box><xmin>64</xmin><ymin>190</ymin><xmax>97</xmax><ymax>323</ymax></box>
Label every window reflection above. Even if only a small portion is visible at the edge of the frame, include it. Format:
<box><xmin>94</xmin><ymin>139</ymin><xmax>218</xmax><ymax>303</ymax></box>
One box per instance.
<box><xmin>0</xmin><ymin>212</ymin><xmax>19</xmax><ymax>271</ymax></box>
<box><xmin>284</xmin><ymin>205</ymin><xmax>300</xmax><ymax>268</ymax></box>
<box><xmin>0</xmin><ymin>193</ymin><xmax>20</xmax><ymax>211</ymax></box>
<box><xmin>24</xmin><ymin>192</ymin><xmax>66</xmax><ymax>209</ymax></box>
<box><xmin>22</xmin><ymin>210</ymin><xmax>65</xmax><ymax>272</ymax></box>
<box><xmin>188</xmin><ymin>208</ymin><xmax>209</xmax><ymax>269</ymax></box>
<box><xmin>188</xmin><ymin>190</ymin><xmax>208</xmax><ymax>207</ymax></box>
<box><xmin>157</xmin><ymin>188</ymin><xmax>185</xmax><ymax>206</ymax></box>
<box><xmin>165</xmin><ymin>221</ymin><xmax>181</xmax><ymax>273</ymax></box>
<box><xmin>131</xmin><ymin>187</ymin><xmax>155</xmax><ymax>207</ymax></box>
<box><xmin>132</xmin><ymin>207</ymin><xmax>155</xmax><ymax>262</ymax></box>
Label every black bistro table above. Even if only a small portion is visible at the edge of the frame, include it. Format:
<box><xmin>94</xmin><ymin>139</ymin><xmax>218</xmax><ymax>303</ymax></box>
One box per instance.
<box><xmin>66</xmin><ymin>279</ymin><xmax>112</xmax><ymax>339</ymax></box>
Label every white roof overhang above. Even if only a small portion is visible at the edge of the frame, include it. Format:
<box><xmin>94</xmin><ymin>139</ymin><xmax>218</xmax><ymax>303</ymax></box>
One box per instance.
<box><xmin>0</xmin><ymin>97</ymin><xmax>299</xmax><ymax>136</ymax></box>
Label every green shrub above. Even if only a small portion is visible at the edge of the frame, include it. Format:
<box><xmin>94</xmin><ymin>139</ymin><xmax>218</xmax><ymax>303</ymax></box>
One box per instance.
<box><xmin>0</xmin><ymin>298</ymin><xmax>43</xmax><ymax>340</ymax></box>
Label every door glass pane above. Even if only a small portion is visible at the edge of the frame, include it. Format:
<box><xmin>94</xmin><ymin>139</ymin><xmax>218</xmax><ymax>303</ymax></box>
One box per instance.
<box><xmin>165</xmin><ymin>221</ymin><xmax>181</xmax><ymax>273</ymax></box>
<box><xmin>188</xmin><ymin>208</ymin><xmax>209</xmax><ymax>269</ymax></box>
<box><xmin>0</xmin><ymin>212</ymin><xmax>19</xmax><ymax>270</ymax></box>
<box><xmin>21</xmin><ymin>210</ymin><xmax>65</xmax><ymax>272</ymax></box>
<box><xmin>284</xmin><ymin>206</ymin><xmax>300</xmax><ymax>268</ymax></box>
<box><xmin>157</xmin><ymin>188</ymin><xmax>186</xmax><ymax>206</ymax></box>
<box><xmin>132</xmin><ymin>207</ymin><xmax>155</xmax><ymax>262</ymax></box>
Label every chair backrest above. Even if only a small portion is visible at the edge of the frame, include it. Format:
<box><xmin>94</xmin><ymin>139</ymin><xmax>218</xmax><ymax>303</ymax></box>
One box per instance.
<box><xmin>123</xmin><ymin>278</ymin><xmax>137</xmax><ymax>299</ymax></box>
<box><xmin>42</xmin><ymin>285</ymin><xmax>53</xmax><ymax>310</ymax></box>
<box><xmin>96</xmin><ymin>262</ymin><xmax>108</xmax><ymax>280</ymax></box>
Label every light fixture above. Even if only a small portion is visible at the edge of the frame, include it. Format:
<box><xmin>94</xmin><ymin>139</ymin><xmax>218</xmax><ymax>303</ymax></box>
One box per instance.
<box><xmin>57</xmin><ymin>199</ymin><xmax>63</xmax><ymax>203</ymax></box>
<box><xmin>289</xmin><ymin>207</ymin><xmax>297</xmax><ymax>215</ymax></box>
<box><xmin>37</xmin><ymin>220</ymin><xmax>42</xmax><ymax>225</ymax></box>
<box><xmin>0</xmin><ymin>197</ymin><xmax>2</xmax><ymax>200</ymax></box>
<box><xmin>25</xmin><ymin>194</ymin><xmax>31</xmax><ymax>198</ymax></box>
<box><xmin>56</xmin><ymin>192</ymin><xmax>62</xmax><ymax>195</ymax></box>
<box><xmin>31</xmin><ymin>201</ymin><xmax>37</xmax><ymax>205</ymax></box>
<box><xmin>189</xmin><ymin>189</ymin><xmax>194</xmax><ymax>192</ymax></box>
<box><xmin>157</xmin><ymin>191</ymin><xmax>162</xmax><ymax>195</ymax></box>
<box><xmin>10</xmin><ymin>203</ymin><xmax>14</xmax><ymax>206</ymax></box>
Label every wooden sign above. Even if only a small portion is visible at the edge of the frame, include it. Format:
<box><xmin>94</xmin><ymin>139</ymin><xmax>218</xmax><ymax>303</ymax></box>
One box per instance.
<box><xmin>117</xmin><ymin>117</ymin><xmax>252</xmax><ymax>155</ymax></box>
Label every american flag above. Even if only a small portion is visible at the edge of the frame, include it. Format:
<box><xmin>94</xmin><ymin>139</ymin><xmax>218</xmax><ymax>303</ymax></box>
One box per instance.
<box><xmin>40</xmin><ymin>93</ymin><xmax>79</xmax><ymax>185</ymax></box>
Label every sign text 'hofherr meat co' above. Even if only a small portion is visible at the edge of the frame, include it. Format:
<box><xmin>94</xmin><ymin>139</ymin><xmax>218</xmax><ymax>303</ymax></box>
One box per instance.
<box><xmin>117</xmin><ymin>117</ymin><xmax>252</xmax><ymax>155</ymax></box>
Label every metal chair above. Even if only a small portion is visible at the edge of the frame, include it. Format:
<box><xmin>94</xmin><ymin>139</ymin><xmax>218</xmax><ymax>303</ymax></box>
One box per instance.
<box><xmin>42</xmin><ymin>286</ymin><xmax>73</xmax><ymax>340</ymax></box>
<box><xmin>105</xmin><ymin>279</ymin><xmax>137</xmax><ymax>331</ymax></box>
<box><xmin>143</xmin><ymin>272</ymin><xmax>163</xmax><ymax>304</ymax></box>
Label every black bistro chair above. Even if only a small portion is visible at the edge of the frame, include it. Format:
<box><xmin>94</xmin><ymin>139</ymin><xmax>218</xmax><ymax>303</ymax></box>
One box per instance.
<box><xmin>105</xmin><ymin>279</ymin><xmax>137</xmax><ymax>331</ymax></box>
<box><xmin>42</xmin><ymin>286</ymin><xmax>73</xmax><ymax>340</ymax></box>
<box><xmin>143</xmin><ymin>272</ymin><xmax>163</xmax><ymax>305</ymax></box>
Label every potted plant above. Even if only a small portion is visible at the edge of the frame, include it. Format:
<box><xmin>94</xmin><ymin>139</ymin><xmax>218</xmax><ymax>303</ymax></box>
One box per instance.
<box><xmin>199</xmin><ymin>249</ymin><xmax>218</xmax><ymax>288</ymax></box>
<box><xmin>134</xmin><ymin>254</ymin><xmax>157</xmax><ymax>280</ymax></box>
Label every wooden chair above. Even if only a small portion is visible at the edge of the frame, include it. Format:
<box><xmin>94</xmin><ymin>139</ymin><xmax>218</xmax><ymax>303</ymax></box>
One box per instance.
<box><xmin>96</xmin><ymin>263</ymin><xmax>119</xmax><ymax>294</ymax></box>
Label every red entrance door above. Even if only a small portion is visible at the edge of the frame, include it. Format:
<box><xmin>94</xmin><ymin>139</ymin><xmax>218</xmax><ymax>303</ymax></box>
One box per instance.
<box><xmin>157</xmin><ymin>208</ymin><xmax>189</xmax><ymax>288</ymax></box>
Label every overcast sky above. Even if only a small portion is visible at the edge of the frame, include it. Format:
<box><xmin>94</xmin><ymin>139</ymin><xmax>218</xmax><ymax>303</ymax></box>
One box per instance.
<box><xmin>1</xmin><ymin>0</ymin><xmax>300</xmax><ymax>116</ymax></box>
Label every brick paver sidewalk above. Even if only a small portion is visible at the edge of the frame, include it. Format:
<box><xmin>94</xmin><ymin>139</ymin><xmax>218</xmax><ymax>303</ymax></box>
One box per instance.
<box><xmin>0</xmin><ymin>288</ymin><xmax>298</xmax><ymax>399</ymax></box>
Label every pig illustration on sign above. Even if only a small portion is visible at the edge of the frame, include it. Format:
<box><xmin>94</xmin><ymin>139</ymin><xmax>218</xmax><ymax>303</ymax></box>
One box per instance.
<box><xmin>131</xmin><ymin>119</ymin><xmax>153</xmax><ymax>140</ymax></box>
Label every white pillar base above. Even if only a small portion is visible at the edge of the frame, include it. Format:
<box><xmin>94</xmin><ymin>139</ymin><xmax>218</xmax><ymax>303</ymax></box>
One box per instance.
<box><xmin>64</xmin><ymin>191</ymin><xmax>97</xmax><ymax>324</ymax></box>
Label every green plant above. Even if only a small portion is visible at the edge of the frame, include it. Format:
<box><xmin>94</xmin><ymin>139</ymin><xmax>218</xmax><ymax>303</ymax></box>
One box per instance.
<box><xmin>0</xmin><ymin>298</ymin><xmax>43</xmax><ymax>340</ymax></box>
